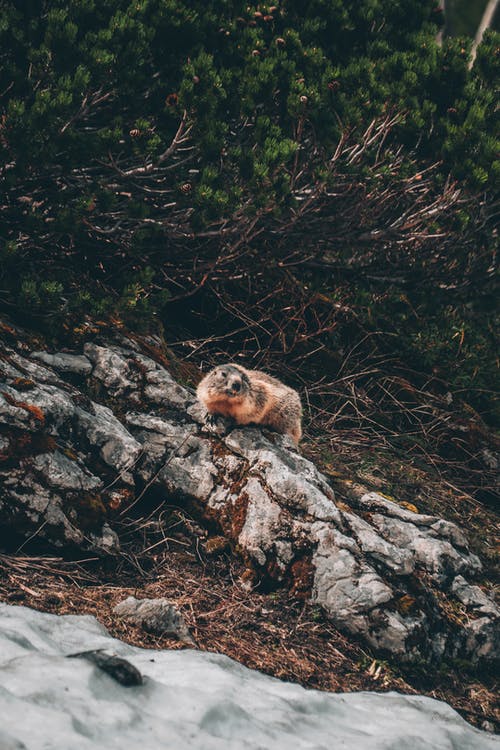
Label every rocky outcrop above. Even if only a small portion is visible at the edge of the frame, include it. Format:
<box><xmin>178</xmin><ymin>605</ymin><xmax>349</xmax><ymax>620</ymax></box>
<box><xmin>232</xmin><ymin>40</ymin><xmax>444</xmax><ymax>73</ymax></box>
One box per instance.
<box><xmin>113</xmin><ymin>596</ymin><xmax>195</xmax><ymax>644</ymax></box>
<box><xmin>0</xmin><ymin>326</ymin><xmax>498</xmax><ymax>664</ymax></box>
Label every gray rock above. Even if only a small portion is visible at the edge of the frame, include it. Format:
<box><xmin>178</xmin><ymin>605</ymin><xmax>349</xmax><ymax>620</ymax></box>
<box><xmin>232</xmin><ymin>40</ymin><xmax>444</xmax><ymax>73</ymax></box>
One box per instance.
<box><xmin>0</xmin><ymin>358</ymin><xmax>26</xmax><ymax>380</ymax></box>
<box><xmin>0</xmin><ymin>381</ymin><xmax>78</xmax><ymax>431</ymax></box>
<box><xmin>8</xmin><ymin>351</ymin><xmax>65</xmax><ymax>385</ymax></box>
<box><xmin>31</xmin><ymin>351</ymin><xmax>93</xmax><ymax>376</ymax></box>
<box><xmin>312</xmin><ymin>540</ymin><xmax>393</xmax><ymax>627</ymax></box>
<box><xmin>2</xmin><ymin>480</ymin><xmax>86</xmax><ymax>547</ymax></box>
<box><xmin>0</xmin><ymin>454</ymin><xmax>120</xmax><ymax>552</ymax></box>
<box><xmin>356</xmin><ymin>491</ymin><xmax>439</xmax><ymax>526</ymax></box>
<box><xmin>237</xmin><ymin>477</ymin><xmax>283</xmax><ymax>567</ymax></box>
<box><xmin>343</xmin><ymin>511</ymin><xmax>415</xmax><ymax>575</ymax></box>
<box><xmin>451</xmin><ymin>576</ymin><xmax>498</xmax><ymax>616</ymax></box>
<box><xmin>464</xmin><ymin>617</ymin><xmax>500</xmax><ymax>662</ymax></box>
<box><xmin>126</xmin><ymin>412</ymin><xmax>196</xmax><ymax>437</ymax></box>
<box><xmin>89</xmin><ymin>523</ymin><xmax>120</xmax><ymax>554</ymax></box>
<box><xmin>133</xmin><ymin>420</ymin><xmax>218</xmax><ymax>502</ymax></box>
<box><xmin>31</xmin><ymin>451</ymin><xmax>102</xmax><ymax>492</ymax></box>
<box><xmin>84</xmin><ymin>343</ymin><xmax>193</xmax><ymax>410</ymax></box>
<box><xmin>369</xmin><ymin>610</ymin><xmax>428</xmax><ymax>659</ymax></box>
<box><xmin>225</xmin><ymin>430</ymin><xmax>341</xmax><ymax>523</ymax></box>
<box><xmin>76</xmin><ymin>402</ymin><xmax>142</xmax><ymax>474</ymax></box>
<box><xmin>113</xmin><ymin>596</ymin><xmax>194</xmax><ymax>643</ymax></box>
<box><xmin>370</xmin><ymin>514</ymin><xmax>481</xmax><ymax>583</ymax></box>
<box><xmin>84</xmin><ymin>343</ymin><xmax>140</xmax><ymax>401</ymax></box>
<box><xmin>134</xmin><ymin>353</ymin><xmax>193</xmax><ymax>408</ymax></box>
<box><xmin>157</xmin><ymin>435</ymin><xmax>217</xmax><ymax>502</ymax></box>
<box><xmin>0</xmin><ymin>345</ymin><xmax>124</xmax><ymax>552</ymax></box>
<box><xmin>0</xmin><ymin>386</ymin><xmax>33</xmax><ymax>429</ymax></box>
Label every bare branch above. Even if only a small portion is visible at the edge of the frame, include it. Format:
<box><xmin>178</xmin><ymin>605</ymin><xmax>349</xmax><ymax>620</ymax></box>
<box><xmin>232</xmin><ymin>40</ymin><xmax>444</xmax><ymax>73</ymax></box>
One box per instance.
<box><xmin>470</xmin><ymin>0</ymin><xmax>499</xmax><ymax>66</ymax></box>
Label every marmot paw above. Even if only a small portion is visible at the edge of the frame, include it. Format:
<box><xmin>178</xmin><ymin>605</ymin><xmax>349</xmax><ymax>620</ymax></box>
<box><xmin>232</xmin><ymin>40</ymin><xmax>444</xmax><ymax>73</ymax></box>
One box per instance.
<box><xmin>204</xmin><ymin>413</ymin><xmax>234</xmax><ymax>436</ymax></box>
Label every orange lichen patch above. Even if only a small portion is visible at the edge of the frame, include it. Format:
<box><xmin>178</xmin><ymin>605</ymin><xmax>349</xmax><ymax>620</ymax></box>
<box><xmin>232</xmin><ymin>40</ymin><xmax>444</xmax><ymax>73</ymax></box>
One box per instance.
<box><xmin>289</xmin><ymin>557</ymin><xmax>315</xmax><ymax>599</ymax></box>
<box><xmin>239</xmin><ymin>565</ymin><xmax>256</xmax><ymax>587</ymax></box>
<box><xmin>204</xmin><ymin>535</ymin><xmax>229</xmax><ymax>555</ymax></box>
<box><xmin>108</xmin><ymin>496</ymin><xmax>121</xmax><ymax>511</ymax></box>
<box><xmin>266</xmin><ymin>559</ymin><xmax>282</xmax><ymax>581</ymax></box>
<box><xmin>230</xmin><ymin>492</ymin><xmax>250</xmax><ymax>538</ymax></box>
<box><xmin>335</xmin><ymin>500</ymin><xmax>352</xmax><ymax>513</ymax></box>
<box><xmin>379</xmin><ymin>492</ymin><xmax>397</xmax><ymax>503</ymax></box>
<box><xmin>2</xmin><ymin>392</ymin><xmax>45</xmax><ymax>424</ymax></box>
<box><xmin>400</xmin><ymin>501</ymin><xmax>419</xmax><ymax>513</ymax></box>
<box><xmin>211</xmin><ymin>441</ymin><xmax>233</xmax><ymax>460</ymax></box>
<box><xmin>106</xmin><ymin>487</ymin><xmax>134</xmax><ymax>512</ymax></box>
<box><xmin>203</xmin><ymin>488</ymin><xmax>250</xmax><ymax>541</ymax></box>
<box><xmin>396</xmin><ymin>594</ymin><xmax>418</xmax><ymax>615</ymax></box>
<box><xmin>0</xmin><ymin>320</ymin><xmax>16</xmax><ymax>338</ymax></box>
<box><xmin>22</xmin><ymin>403</ymin><xmax>45</xmax><ymax>423</ymax></box>
<box><xmin>11</xmin><ymin>377</ymin><xmax>35</xmax><ymax>391</ymax></box>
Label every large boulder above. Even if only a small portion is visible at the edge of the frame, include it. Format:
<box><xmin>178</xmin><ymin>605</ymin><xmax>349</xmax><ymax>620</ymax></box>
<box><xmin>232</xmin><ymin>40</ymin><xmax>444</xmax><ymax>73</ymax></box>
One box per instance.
<box><xmin>0</xmin><ymin>326</ymin><xmax>498</xmax><ymax>663</ymax></box>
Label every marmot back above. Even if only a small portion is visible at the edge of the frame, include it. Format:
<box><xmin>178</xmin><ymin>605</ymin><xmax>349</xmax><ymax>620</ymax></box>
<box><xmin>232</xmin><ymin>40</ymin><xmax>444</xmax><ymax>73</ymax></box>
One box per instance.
<box><xmin>196</xmin><ymin>364</ymin><xmax>302</xmax><ymax>445</ymax></box>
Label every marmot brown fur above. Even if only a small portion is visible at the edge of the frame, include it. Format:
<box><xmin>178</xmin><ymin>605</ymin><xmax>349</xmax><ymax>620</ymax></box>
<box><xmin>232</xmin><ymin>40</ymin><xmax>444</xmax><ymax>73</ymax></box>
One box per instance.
<box><xmin>197</xmin><ymin>364</ymin><xmax>302</xmax><ymax>445</ymax></box>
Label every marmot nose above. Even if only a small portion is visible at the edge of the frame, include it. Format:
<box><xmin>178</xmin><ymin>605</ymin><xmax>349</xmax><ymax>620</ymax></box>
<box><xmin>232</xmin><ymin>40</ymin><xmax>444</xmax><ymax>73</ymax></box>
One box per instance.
<box><xmin>232</xmin><ymin>381</ymin><xmax>241</xmax><ymax>393</ymax></box>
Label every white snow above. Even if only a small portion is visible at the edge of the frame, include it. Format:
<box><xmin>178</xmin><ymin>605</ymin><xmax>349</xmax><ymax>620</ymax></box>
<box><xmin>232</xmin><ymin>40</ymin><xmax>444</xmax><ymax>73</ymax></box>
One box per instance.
<box><xmin>0</xmin><ymin>603</ymin><xmax>497</xmax><ymax>750</ymax></box>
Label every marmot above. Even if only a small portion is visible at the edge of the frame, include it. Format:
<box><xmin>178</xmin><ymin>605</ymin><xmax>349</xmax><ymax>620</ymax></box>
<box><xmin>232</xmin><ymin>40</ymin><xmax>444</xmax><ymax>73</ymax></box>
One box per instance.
<box><xmin>197</xmin><ymin>364</ymin><xmax>302</xmax><ymax>445</ymax></box>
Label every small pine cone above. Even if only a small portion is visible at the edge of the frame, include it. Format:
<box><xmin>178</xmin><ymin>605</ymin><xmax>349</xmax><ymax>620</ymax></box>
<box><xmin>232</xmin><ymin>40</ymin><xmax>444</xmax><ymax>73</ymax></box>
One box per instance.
<box><xmin>129</xmin><ymin>128</ymin><xmax>141</xmax><ymax>137</ymax></box>
<box><xmin>276</xmin><ymin>37</ymin><xmax>285</xmax><ymax>46</ymax></box>
<box><xmin>254</xmin><ymin>11</ymin><xmax>263</xmax><ymax>18</ymax></box>
<box><xmin>300</xmin><ymin>95</ymin><xmax>308</xmax><ymax>104</ymax></box>
<box><xmin>252</xmin><ymin>49</ymin><xmax>261</xmax><ymax>57</ymax></box>
<box><xmin>166</xmin><ymin>93</ymin><xmax>178</xmax><ymax>106</ymax></box>
<box><xmin>263</xmin><ymin>15</ymin><xmax>273</xmax><ymax>21</ymax></box>
<box><xmin>180</xmin><ymin>182</ymin><xmax>192</xmax><ymax>194</ymax></box>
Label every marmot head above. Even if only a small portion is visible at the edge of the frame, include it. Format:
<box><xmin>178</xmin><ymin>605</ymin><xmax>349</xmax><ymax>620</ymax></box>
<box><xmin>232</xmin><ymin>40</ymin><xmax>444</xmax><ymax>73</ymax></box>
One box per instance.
<box><xmin>204</xmin><ymin>365</ymin><xmax>250</xmax><ymax>399</ymax></box>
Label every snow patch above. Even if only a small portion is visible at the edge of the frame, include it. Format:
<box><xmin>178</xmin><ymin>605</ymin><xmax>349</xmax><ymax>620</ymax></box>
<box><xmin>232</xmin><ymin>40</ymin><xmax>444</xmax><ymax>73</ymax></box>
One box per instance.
<box><xmin>0</xmin><ymin>604</ymin><xmax>497</xmax><ymax>750</ymax></box>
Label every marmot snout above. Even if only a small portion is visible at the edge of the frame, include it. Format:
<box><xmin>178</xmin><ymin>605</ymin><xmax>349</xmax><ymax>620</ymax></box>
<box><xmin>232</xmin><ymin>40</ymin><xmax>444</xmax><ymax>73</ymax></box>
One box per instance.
<box><xmin>196</xmin><ymin>363</ymin><xmax>302</xmax><ymax>445</ymax></box>
<box><xmin>203</xmin><ymin>364</ymin><xmax>250</xmax><ymax>398</ymax></box>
